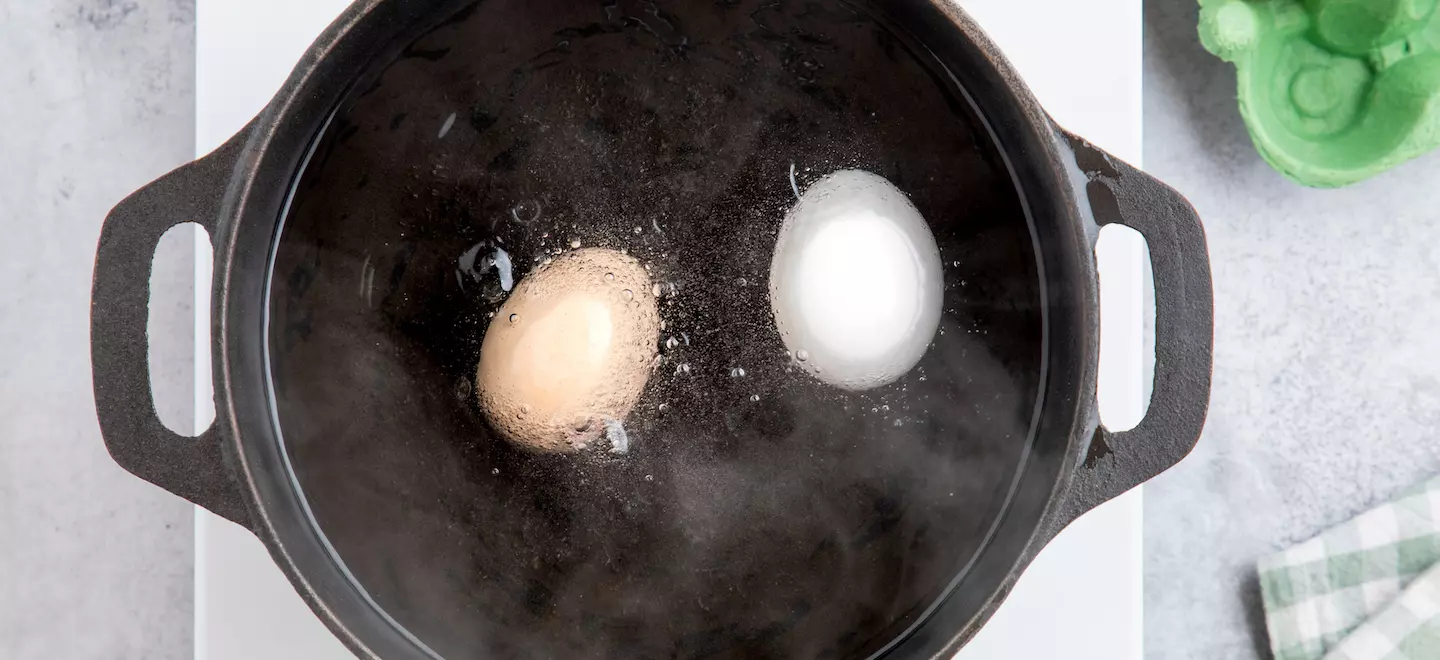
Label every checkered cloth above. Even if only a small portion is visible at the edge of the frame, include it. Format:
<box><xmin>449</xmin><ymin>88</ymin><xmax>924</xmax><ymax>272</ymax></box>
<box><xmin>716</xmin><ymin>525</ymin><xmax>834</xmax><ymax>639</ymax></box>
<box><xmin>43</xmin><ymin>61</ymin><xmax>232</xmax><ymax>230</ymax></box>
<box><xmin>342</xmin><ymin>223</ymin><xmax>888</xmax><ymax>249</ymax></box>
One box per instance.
<box><xmin>1258</xmin><ymin>477</ymin><xmax>1440</xmax><ymax>660</ymax></box>
<box><xmin>1323</xmin><ymin>564</ymin><xmax>1440</xmax><ymax>660</ymax></box>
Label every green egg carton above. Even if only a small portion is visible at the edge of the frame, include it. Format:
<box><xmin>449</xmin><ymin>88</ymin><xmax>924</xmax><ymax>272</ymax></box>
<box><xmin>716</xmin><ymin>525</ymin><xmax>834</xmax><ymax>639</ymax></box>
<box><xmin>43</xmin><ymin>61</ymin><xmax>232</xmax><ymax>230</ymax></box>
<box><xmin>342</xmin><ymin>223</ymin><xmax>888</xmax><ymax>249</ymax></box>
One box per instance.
<box><xmin>1200</xmin><ymin>0</ymin><xmax>1440</xmax><ymax>187</ymax></box>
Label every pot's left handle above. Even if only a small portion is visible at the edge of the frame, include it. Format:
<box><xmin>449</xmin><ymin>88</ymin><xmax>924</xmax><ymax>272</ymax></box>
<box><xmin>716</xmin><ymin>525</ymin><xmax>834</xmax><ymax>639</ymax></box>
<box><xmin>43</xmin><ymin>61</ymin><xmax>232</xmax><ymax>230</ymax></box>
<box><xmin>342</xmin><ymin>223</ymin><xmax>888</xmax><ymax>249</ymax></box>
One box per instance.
<box><xmin>1049</xmin><ymin>131</ymin><xmax>1214</xmax><ymax>535</ymax></box>
<box><xmin>91</xmin><ymin>133</ymin><xmax>251</xmax><ymax>528</ymax></box>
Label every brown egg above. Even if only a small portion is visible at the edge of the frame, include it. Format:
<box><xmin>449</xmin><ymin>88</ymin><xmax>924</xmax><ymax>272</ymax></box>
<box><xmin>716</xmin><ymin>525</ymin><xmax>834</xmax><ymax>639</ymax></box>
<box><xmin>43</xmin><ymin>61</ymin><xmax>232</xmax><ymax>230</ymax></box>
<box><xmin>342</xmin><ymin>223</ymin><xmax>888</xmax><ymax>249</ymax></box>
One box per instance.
<box><xmin>476</xmin><ymin>247</ymin><xmax>660</xmax><ymax>453</ymax></box>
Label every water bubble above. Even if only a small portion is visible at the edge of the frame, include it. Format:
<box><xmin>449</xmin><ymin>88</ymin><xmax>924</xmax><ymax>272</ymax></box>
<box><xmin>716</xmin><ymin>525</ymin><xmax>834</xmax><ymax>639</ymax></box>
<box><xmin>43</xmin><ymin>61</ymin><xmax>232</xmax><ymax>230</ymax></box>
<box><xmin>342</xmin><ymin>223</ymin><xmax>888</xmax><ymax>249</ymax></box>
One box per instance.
<box><xmin>644</xmin><ymin>474</ymin><xmax>655</xmax><ymax>482</ymax></box>
<box><xmin>633</xmin><ymin>226</ymin><xmax>643</xmax><ymax>234</ymax></box>
<box><xmin>570</xmin><ymin>239</ymin><xmax>582</xmax><ymax>248</ymax></box>
<box><xmin>749</xmin><ymin>394</ymin><xmax>761</xmax><ymax>402</ymax></box>
<box><xmin>737</xmin><ymin>277</ymin><xmax>748</xmax><ymax>287</ymax></box>
<box><xmin>871</xmin><ymin>407</ymin><xmax>879</xmax><ymax>413</ymax></box>
<box><xmin>882</xmin><ymin>405</ymin><xmax>890</xmax><ymax>412</ymax></box>
<box><xmin>605</xmin><ymin>419</ymin><xmax>630</xmax><ymax>455</ymax></box>
<box><xmin>675</xmin><ymin>363</ymin><xmax>692</xmax><ymax>376</ymax></box>
<box><xmin>492</xmin><ymin>247</ymin><xmax>514</xmax><ymax>292</ymax></box>
<box><xmin>796</xmin><ymin>350</ymin><xmax>810</xmax><ymax>362</ymax></box>
<box><xmin>456</xmin><ymin>378</ymin><xmax>472</xmax><ymax>400</ymax></box>
<box><xmin>621</xmin><ymin>289</ymin><xmax>634</xmax><ymax>301</ymax></box>
<box><xmin>658</xmin><ymin>403</ymin><xmax>670</xmax><ymax>412</ymax></box>
<box><xmin>952</xmin><ymin>260</ymin><xmax>960</xmax><ymax>267</ymax></box>
<box><xmin>605</xmin><ymin>272</ymin><xmax>615</xmax><ymax>281</ymax></box>
<box><xmin>665</xmin><ymin>337</ymin><xmax>680</xmax><ymax>350</ymax></box>
<box><xmin>511</xmin><ymin>199</ymin><xmax>541</xmax><ymax>224</ymax></box>
<box><xmin>784</xmin><ymin>350</ymin><xmax>793</xmax><ymax>360</ymax></box>
<box><xmin>892</xmin><ymin>418</ymin><xmax>903</xmax><ymax>427</ymax></box>
<box><xmin>730</xmin><ymin>367</ymin><xmax>747</xmax><ymax>378</ymax></box>
<box><xmin>509</xmin><ymin>313</ymin><xmax>520</xmax><ymax>324</ymax></box>
<box><xmin>491</xmin><ymin>468</ymin><xmax>500</xmax><ymax>475</ymax></box>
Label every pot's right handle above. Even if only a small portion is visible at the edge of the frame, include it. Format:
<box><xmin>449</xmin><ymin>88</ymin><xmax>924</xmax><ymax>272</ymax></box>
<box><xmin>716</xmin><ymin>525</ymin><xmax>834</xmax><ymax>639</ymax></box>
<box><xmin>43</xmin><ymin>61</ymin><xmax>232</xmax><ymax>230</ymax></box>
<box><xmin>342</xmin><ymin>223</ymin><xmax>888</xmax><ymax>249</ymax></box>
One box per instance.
<box><xmin>91</xmin><ymin>133</ymin><xmax>251</xmax><ymax>528</ymax></box>
<box><xmin>1051</xmin><ymin>132</ymin><xmax>1214</xmax><ymax>532</ymax></box>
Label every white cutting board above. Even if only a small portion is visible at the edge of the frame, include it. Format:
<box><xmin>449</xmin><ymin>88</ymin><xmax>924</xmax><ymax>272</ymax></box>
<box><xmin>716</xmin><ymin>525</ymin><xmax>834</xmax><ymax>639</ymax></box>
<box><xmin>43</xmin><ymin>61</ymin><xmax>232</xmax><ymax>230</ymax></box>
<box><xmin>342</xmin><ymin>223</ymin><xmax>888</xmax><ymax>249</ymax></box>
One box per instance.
<box><xmin>194</xmin><ymin>1</ymin><xmax>1146</xmax><ymax>658</ymax></box>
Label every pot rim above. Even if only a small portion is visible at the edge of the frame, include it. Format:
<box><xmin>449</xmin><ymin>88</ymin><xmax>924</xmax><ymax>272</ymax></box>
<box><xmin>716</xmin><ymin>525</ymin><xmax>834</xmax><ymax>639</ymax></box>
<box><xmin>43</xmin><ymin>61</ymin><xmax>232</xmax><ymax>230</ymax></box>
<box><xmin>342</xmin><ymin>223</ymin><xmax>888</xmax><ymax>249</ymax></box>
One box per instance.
<box><xmin>203</xmin><ymin>1</ymin><xmax>1136</xmax><ymax>658</ymax></box>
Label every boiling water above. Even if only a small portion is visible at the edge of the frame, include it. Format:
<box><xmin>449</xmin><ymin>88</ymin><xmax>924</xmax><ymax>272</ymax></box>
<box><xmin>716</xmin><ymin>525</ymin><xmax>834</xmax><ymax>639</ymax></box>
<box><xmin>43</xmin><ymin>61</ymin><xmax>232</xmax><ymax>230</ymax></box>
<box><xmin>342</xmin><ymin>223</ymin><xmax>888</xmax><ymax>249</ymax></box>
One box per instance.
<box><xmin>267</xmin><ymin>0</ymin><xmax>1044</xmax><ymax>658</ymax></box>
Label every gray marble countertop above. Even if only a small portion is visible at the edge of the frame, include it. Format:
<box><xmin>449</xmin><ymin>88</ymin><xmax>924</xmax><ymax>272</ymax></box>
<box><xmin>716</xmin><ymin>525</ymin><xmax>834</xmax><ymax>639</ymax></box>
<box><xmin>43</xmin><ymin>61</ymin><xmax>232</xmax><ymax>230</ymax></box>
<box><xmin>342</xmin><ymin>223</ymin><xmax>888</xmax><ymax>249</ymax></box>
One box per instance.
<box><xmin>0</xmin><ymin>2</ymin><xmax>196</xmax><ymax>659</ymax></box>
<box><xmin>1142</xmin><ymin>2</ymin><xmax>1440</xmax><ymax>659</ymax></box>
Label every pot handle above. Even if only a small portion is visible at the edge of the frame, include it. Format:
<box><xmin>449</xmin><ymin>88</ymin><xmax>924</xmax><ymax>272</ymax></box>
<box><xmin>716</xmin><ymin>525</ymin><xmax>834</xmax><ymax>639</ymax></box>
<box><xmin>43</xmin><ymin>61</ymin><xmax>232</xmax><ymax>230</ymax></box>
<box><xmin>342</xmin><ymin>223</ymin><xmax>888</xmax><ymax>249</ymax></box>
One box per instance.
<box><xmin>1053</xmin><ymin>132</ymin><xmax>1214</xmax><ymax>530</ymax></box>
<box><xmin>91</xmin><ymin>133</ymin><xmax>251</xmax><ymax>528</ymax></box>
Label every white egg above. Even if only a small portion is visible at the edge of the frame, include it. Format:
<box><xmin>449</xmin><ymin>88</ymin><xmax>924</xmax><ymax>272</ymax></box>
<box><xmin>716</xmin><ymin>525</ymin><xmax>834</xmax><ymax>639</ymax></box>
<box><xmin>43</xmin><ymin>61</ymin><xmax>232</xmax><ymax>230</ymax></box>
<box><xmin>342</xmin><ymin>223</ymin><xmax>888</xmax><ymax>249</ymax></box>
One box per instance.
<box><xmin>769</xmin><ymin>169</ymin><xmax>943</xmax><ymax>391</ymax></box>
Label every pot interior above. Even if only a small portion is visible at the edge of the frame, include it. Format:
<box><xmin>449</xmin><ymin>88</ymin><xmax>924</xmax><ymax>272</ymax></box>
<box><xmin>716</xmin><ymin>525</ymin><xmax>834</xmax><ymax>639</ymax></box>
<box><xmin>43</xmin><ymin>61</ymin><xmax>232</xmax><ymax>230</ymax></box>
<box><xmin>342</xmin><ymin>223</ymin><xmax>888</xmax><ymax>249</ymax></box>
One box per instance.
<box><xmin>266</xmin><ymin>0</ymin><xmax>1045</xmax><ymax>657</ymax></box>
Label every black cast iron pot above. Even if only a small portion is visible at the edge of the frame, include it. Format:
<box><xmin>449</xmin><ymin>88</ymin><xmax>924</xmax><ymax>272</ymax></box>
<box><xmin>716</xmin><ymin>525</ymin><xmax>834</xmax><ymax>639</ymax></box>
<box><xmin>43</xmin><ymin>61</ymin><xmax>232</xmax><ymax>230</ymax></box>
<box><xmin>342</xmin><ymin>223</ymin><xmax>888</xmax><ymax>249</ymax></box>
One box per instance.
<box><xmin>92</xmin><ymin>0</ymin><xmax>1212</xmax><ymax>658</ymax></box>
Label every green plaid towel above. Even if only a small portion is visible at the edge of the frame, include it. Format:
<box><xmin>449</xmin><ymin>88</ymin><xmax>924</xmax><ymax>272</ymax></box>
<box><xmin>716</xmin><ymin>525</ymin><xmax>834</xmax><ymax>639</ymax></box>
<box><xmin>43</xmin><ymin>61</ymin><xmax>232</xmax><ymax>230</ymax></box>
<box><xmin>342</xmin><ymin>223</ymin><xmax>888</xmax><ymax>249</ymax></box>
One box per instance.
<box><xmin>1322</xmin><ymin>563</ymin><xmax>1440</xmax><ymax>660</ymax></box>
<box><xmin>1258</xmin><ymin>476</ymin><xmax>1440</xmax><ymax>660</ymax></box>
